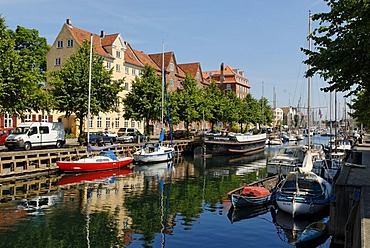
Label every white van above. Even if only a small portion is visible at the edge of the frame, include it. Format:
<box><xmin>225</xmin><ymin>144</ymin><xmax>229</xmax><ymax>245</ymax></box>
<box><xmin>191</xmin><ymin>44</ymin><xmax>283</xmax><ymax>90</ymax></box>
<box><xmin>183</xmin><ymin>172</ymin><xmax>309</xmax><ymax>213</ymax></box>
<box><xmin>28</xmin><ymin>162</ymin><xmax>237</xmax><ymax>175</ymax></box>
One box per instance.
<box><xmin>5</xmin><ymin>122</ymin><xmax>66</xmax><ymax>151</ymax></box>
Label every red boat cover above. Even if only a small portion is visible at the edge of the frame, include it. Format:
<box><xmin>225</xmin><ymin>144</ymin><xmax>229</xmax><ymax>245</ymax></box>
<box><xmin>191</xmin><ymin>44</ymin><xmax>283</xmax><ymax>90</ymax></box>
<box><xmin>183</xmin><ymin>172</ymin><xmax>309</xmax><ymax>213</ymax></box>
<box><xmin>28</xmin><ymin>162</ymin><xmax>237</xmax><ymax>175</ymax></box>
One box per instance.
<box><xmin>241</xmin><ymin>186</ymin><xmax>270</xmax><ymax>197</ymax></box>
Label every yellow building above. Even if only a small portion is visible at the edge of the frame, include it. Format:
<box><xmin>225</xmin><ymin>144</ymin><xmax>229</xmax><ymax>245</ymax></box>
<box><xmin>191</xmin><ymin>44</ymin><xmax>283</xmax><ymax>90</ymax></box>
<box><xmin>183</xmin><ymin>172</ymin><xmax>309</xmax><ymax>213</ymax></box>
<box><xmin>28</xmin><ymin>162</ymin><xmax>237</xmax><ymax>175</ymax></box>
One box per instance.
<box><xmin>46</xmin><ymin>19</ymin><xmax>143</xmax><ymax>135</ymax></box>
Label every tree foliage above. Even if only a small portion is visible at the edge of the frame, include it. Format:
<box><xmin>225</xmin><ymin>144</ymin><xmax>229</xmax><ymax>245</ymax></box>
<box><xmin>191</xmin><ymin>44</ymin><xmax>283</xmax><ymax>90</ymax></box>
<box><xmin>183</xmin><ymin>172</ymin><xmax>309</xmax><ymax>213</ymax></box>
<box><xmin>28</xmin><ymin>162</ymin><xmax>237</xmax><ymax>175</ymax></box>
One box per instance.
<box><xmin>0</xmin><ymin>16</ymin><xmax>51</xmax><ymax>117</ymax></box>
<box><xmin>122</xmin><ymin>65</ymin><xmax>162</xmax><ymax>135</ymax></box>
<box><xmin>170</xmin><ymin>73</ymin><xmax>202</xmax><ymax>132</ymax></box>
<box><xmin>302</xmin><ymin>1</ymin><xmax>370</xmax><ymax>126</ymax></box>
<box><xmin>49</xmin><ymin>40</ymin><xmax>123</xmax><ymax>135</ymax></box>
<box><xmin>303</xmin><ymin>0</ymin><xmax>370</xmax><ymax>95</ymax></box>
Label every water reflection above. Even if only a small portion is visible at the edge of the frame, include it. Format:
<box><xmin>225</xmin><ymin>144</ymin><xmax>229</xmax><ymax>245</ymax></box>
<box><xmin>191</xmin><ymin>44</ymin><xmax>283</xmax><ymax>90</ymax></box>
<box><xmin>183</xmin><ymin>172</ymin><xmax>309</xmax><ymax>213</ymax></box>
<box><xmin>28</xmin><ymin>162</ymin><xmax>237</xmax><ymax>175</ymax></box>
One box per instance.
<box><xmin>0</xmin><ymin>141</ymin><xmax>333</xmax><ymax>248</ymax></box>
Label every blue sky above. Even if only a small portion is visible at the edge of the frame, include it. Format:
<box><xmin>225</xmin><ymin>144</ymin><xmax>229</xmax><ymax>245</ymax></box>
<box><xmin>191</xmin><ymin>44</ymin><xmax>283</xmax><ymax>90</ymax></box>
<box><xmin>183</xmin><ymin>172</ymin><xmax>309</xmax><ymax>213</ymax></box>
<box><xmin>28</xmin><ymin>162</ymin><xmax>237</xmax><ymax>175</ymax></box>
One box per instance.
<box><xmin>1</xmin><ymin>0</ymin><xmax>342</xmax><ymax>119</ymax></box>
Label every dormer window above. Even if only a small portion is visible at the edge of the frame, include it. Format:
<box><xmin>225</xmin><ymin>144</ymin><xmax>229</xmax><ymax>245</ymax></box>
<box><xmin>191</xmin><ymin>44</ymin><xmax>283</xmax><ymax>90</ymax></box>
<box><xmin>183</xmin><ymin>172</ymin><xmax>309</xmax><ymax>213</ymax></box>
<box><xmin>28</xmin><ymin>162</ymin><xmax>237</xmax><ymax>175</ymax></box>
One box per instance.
<box><xmin>57</xmin><ymin>40</ymin><xmax>63</xmax><ymax>48</ymax></box>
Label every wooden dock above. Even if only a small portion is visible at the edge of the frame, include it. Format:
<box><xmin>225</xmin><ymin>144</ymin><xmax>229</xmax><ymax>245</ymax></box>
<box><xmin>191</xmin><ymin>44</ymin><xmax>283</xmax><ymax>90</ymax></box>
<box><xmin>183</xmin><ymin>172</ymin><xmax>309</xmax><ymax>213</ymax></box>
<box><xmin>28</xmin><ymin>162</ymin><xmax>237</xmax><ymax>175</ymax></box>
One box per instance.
<box><xmin>0</xmin><ymin>140</ymin><xmax>192</xmax><ymax>179</ymax></box>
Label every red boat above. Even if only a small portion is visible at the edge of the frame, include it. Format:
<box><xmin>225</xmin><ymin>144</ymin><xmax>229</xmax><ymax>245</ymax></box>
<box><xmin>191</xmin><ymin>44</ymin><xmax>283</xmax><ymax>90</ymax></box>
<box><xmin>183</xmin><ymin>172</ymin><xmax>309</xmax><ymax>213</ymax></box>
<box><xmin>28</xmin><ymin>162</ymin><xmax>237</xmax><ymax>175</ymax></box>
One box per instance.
<box><xmin>57</xmin><ymin>150</ymin><xmax>134</xmax><ymax>173</ymax></box>
<box><xmin>57</xmin><ymin>168</ymin><xmax>133</xmax><ymax>186</ymax></box>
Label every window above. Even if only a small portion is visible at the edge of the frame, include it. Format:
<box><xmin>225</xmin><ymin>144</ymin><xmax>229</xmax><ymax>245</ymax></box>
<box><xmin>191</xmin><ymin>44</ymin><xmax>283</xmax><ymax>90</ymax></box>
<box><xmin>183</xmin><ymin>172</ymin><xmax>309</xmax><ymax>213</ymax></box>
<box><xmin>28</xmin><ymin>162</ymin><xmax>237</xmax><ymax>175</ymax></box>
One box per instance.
<box><xmin>196</xmin><ymin>71</ymin><xmax>200</xmax><ymax>80</ymax></box>
<box><xmin>132</xmin><ymin>69</ymin><xmax>136</xmax><ymax>75</ymax></box>
<box><xmin>170</xmin><ymin>78</ymin><xmax>174</xmax><ymax>87</ymax></box>
<box><xmin>125</xmin><ymin>67</ymin><xmax>129</xmax><ymax>74</ymax></box>
<box><xmin>115</xmin><ymin>117</ymin><xmax>120</xmax><ymax>128</ymax></box>
<box><xmin>137</xmin><ymin>121</ymin><xmax>142</xmax><ymax>129</ymax></box>
<box><xmin>107</xmin><ymin>62</ymin><xmax>111</xmax><ymax>70</ymax></box>
<box><xmin>124</xmin><ymin>82</ymin><xmax>129</xmax><ymax>91</ymax></box>
<box><xmin>124</xmin><ymin>120</ymin><xmax>129</xmax><ymax>128</ymax></box>
<box><xmin>116</xmin><ymin>64</ymin><xmax>120</xmax><ymax>72</ymax></box>
<box><xmin>55</xmin><ymin>58</ymin><xmax>61</xmax><ymax>66</ymax></box>
<box><xmin>130</xmin><ymin>120</ymin><xmax>135</xmax><ymax>128</ymax></box>
<box><xmin>4</xmin><ymin>113</ymin><xmax>12</xmax><ymax>128</ymax></box>
<box><xmin>89</xmin><ymin>117</ymin><xmax>93</xmax><ymax>128</ymax></box>
<box><xmin>226</xmin><ymin>84</ymin><xmax>231</xmax><ymax>90</ymax></box>
<box><xmin>39</xmin><ymin>126</ymin><xmax>50</xmax><ymax>134</ymax></box>
<box><xmin>97</xmin><ymin>117</ymin><xmax>102</xmax><ymax>128</ymax></box>
<box><xmin>67</xmin><ymin>39</ymin><xmax>74</xmax><ymax>47</ymax></box>
<box><xmin>105</xmin><ymin>117</ymin><xmax>111</xmax><ymax>129</ymax></box>
<box><xmin>116</xmin><ymin>51</ymin><xmax>121</xmax><ymax>58</ymax></box>
<box><xmin>42</xmin><ymin>115</ymin><xmax>48</xmax><ymax>122</ymax></box>
<box><xmin>170</xmin><ymin>62</ymin><xmax>174</xmax><ymax>71</ymax></box>
<box><xmin>57</xmin><ymin>40</ymin><xmax>63</xmax><ymax>48</ymax></box>
<box><xmin>24</xmin><ymin>114</ymin><xmax>32</xmax><ymax>122</ymax></box>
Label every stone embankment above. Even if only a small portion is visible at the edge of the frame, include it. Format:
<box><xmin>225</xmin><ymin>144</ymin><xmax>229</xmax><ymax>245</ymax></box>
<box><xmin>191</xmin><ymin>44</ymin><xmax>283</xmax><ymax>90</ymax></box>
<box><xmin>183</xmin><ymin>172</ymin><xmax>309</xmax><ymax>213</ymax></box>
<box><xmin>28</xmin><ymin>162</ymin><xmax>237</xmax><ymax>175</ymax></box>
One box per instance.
<box><xmin>330</xmin><ymin>134</ymin><xmax>370</xmax><ymax>248</ymax></box>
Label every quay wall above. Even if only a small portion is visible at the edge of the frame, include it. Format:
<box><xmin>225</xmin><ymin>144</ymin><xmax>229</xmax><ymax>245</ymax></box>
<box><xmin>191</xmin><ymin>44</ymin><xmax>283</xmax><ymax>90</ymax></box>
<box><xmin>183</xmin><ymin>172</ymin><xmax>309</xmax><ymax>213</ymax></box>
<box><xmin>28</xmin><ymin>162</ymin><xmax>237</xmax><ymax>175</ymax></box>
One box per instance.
<box><xmin>0</xmin><ymin>139</ymin><xmax>193</xmax><ymax>181</ymax></box>
<box><xmin>330</xmin><ymin>134</ymin><xmax>370</xmax><ymax>248</ymax></box>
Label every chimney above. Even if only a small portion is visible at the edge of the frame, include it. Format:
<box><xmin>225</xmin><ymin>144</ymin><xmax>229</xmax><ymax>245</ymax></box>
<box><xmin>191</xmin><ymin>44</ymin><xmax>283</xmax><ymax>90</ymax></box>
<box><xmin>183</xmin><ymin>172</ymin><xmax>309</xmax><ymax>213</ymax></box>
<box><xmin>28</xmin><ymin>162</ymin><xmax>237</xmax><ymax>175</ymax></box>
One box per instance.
<box><xmin>66</xmin><ymin>19</ymin><xmax>72</xmax><ymax>26</ymax></box>
<box><xmin>100</xmin><ymin>30</ymin><xmax>105</xmax><ymax>38</ymax></box>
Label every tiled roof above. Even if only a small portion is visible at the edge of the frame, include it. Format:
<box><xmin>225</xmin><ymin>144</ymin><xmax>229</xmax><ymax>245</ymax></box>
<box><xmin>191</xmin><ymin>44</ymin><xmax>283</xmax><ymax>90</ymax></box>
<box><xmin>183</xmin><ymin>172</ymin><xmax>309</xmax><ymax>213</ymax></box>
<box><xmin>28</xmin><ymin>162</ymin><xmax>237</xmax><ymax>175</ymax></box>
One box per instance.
<box><xmin>124</xmin><ymin>42</ymin><xmax>144</xmax><ymax>67</ymax></box>
<box><xmin>178</xmin><ymin>62</ymin><xmax>200</xmax><ymax>78</ymax></box>
<box><xmin>149</xmin><ymin>52</ymin><xmax>174</xmax><ymax>70</ymax></box>
<box><xmin>65</xmin><ymin>24</ymin><xmax>113</xmax><ymax>58</ymax></box>
<box><xmin>101</xmin><ymin>33</ymin><xmax>119</xmax><ymax>47</ymax></box>
<box><xmin>132</xmin><ymin>49</ymin><xmax>160</xmax><ymax>70</ymax></box>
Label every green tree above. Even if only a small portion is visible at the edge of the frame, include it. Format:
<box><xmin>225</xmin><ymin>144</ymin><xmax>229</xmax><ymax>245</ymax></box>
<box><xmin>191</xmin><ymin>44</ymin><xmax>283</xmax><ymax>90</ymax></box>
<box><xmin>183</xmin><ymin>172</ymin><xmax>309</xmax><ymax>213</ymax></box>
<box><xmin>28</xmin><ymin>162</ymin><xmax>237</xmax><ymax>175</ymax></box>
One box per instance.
<box><xmin>170</xmin><ymin>74</ymin><xmax>202</xmax><ymax>133</ymax></box>
<box><xmin>349</xmin><ymin>89</ymin><xmax>370</xmax><ymax>128</ymax></box>
<box><xmin>123</xmin><ymin>65</ymin><xmax>162</xmax><ymax>135</ymax></box>
<box><xmin>0</xmin><ymin>17</ymin><xmax>51</xmax><ymax>117</ymax></box>
<box><xmin>203</xmin><ymin>82</ymin><xmax>227</xmax><ymax>131</ymax></box>
<box><xmin>302</xmin><ymin>1</ymin><xmax>370</xmax><ymax>127</ymax></box>
<box><xmin>49</xmin><ymin>40</ymin><xmax>123</xmax><ymax>136</ymax></box>
<box><xmin>303</xmin><ymin>1</ymin><xmax>370</xmax><ymax>94</ymax></box>
<box><xmin>223</xmin><ymin>91</ymin><xmax>242</xmax><ymax>131</ymax></box>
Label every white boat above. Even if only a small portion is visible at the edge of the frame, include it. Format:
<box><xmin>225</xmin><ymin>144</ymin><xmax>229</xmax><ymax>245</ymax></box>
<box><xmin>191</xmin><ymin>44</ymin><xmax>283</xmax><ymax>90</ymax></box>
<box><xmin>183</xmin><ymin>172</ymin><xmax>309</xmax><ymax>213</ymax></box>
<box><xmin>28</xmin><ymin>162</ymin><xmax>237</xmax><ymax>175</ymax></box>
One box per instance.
<box><xmin>133</xmin><ymin>141</ymin><xmax>174</xmax><ymax>163</ymax></box>
<box><xmin>266</xmin><ymin>145</ymin><xmax>306</xmax><ymax>176</ymax></box>
<box><xmin>275</xmin><ymin>15</ymin><xmax>333</xmax><ymax>218</ymax></box>
<box><xmin>133</xmin><ymin>43</ymin><xmax>175</xmax><ymax>164</ymax></box>
<box><xmin>275</xmin><ymin>152</ymin><xmax>333</xmax><ymax>217</ymax></box>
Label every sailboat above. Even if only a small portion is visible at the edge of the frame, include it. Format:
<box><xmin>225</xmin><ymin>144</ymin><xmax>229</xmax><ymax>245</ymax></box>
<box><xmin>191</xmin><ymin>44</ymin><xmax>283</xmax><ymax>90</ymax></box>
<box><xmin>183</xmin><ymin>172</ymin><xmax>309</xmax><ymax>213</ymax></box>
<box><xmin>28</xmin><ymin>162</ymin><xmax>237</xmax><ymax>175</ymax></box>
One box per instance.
<box><xmin>57</xmin><ymin>35</ymin><xmax>134</xmax><ymax>173</ymax></box>
<box><xmin>275</xmin><ymin>13</ymin><xmax>333</xmax><ymax>218</ymax></box>
<box><xmin>133</xmin><ymin>43</ymin><xmax>175</xmax><ymax>164</ymax></box>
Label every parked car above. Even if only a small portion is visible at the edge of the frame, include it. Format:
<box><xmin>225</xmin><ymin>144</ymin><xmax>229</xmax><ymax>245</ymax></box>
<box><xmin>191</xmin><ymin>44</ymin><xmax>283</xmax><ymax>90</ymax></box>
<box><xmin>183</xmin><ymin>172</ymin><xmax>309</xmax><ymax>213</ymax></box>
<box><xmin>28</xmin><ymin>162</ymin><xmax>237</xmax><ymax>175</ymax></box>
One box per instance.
<box><xmin>85</xmin><ymin>131</ymin><xmax>116</xmax><ymax>145</ymax></box>
<box><xmin>117</xmin><ymin>131</ymin><xmax>141</xmax><ymax>143</ymax></box>
<box><xmin>102</xmin><ymin>130</ymin><xmax>118</xmax><ymax>138</ymax></box>
<box><xmin>117</xmin><ymin>128</ymin><xmax>139</xmax><ymax>137</ymax></box>
<box><xmin>0</xmin><ymin>128</ymin><xmax>14</xmax><ymax>146</ymax></box>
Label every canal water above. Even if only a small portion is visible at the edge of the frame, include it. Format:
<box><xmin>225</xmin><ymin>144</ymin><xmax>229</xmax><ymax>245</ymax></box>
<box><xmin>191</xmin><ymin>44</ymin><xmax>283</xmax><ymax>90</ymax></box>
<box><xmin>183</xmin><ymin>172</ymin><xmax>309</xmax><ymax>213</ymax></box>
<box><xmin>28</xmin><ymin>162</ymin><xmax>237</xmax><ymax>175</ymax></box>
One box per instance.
<box><xmin>0</xmin><ymin>136</ymin><xmax>332</xmax><ymax>248</ymax></box>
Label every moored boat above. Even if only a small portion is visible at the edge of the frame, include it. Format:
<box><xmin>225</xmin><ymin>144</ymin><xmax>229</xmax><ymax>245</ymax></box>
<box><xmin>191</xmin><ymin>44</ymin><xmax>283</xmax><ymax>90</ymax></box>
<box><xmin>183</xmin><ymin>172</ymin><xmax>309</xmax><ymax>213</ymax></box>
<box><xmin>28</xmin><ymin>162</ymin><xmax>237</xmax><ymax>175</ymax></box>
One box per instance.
<box><xmin>227</xmin><ymin>175</ymin><xmax>280</xmax><ymax>208</ymax></box>
<box><xmin>57</xmin><ymin>150</ymin><xmax>134</xmax><ymax>173</ymax></box>
<box><xmin>275</xmin><ymin>170</ymin><xmax>332</xmax><ymax>217</ymax></box>
<box><xmin>203</xmin><ymin>132</ymin><xmax>266</xmax><ymax>156</ymax></box>
<box><xmin>133</xmin><ymin>141</ymin><xmax>175</xmax><ymax>164</ymax></box>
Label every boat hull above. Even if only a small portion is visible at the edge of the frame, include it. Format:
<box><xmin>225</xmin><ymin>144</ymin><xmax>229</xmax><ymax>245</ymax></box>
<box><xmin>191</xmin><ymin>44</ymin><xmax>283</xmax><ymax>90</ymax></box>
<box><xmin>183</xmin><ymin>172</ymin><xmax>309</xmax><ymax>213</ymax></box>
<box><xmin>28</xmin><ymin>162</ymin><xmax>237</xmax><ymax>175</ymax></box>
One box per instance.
<box><xmin>57</xmin><ymin>157</ymin><xmax>134</xmax><ymax>173</ymax></box>
<box><xmin>276</xmin><ymin>199</ymin><xmax>327</xmax><ymax>217</ymax></box>
<box><xmin>134</xmin><ymin>151</ymin><xmax>174</xmax><ymax>163</ymax></box>
<box><xmin>203</xmin><ymin>133</ymin><xmax>266</xmax><ymax>156</ymax></box>
<box><xmin>230</xmin><ymin>193</ymin><xmax>271</xmax><ymax>207</ymax></box>
<box><xmin>227</xmin><ymin>175</ymin><xmax>280</xmax><ymax>208</ymax></box>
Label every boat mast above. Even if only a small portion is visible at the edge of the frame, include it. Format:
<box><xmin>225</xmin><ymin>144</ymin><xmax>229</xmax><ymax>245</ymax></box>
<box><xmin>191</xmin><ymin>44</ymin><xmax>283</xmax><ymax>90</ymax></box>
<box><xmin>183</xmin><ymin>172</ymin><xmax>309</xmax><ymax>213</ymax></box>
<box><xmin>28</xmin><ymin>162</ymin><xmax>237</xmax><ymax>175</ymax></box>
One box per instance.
<box><xmin>87</xmin><ymin>34</ymin><xmax>93</xmax><ymax>148</ymax></box>
<box><xmin>307</xmin><ymin>11</ymin><xmax>312</xmax><ymax>150</ymax></box>
<box><xmin>161</xmin><ymin>42</ymin><xmax>164</xmax><ymax>129</ymax></box>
